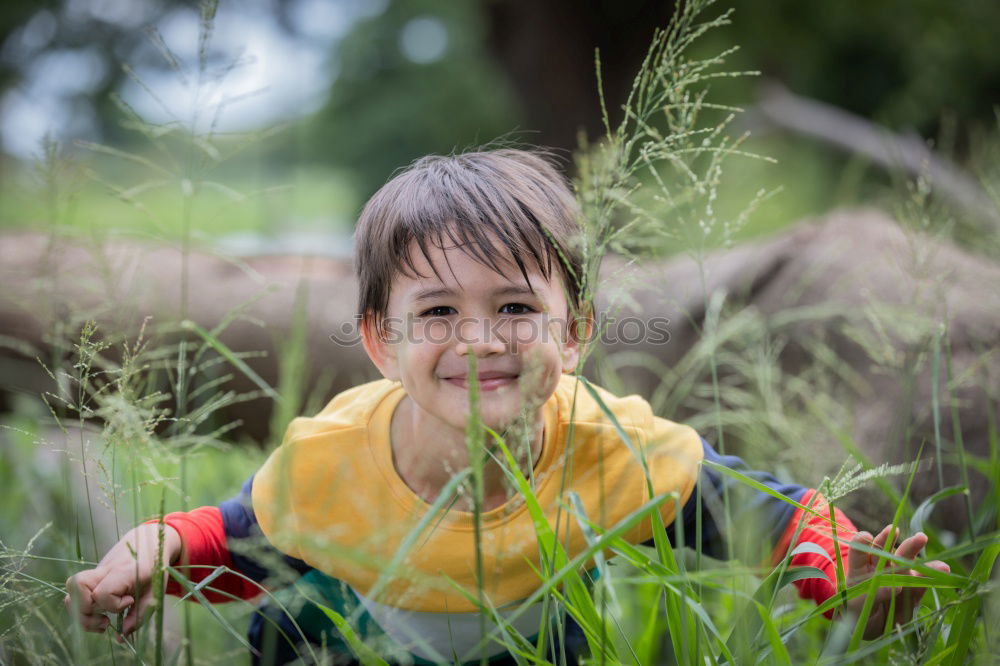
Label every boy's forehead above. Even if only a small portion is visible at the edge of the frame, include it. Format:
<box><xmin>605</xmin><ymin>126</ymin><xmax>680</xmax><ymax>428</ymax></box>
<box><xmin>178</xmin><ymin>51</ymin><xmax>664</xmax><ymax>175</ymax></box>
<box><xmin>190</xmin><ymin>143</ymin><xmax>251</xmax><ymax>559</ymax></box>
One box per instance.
<box><xmin>395</xmin><ymin>237</ymin><xmax>544</xmax><ymax>297</ymax></box>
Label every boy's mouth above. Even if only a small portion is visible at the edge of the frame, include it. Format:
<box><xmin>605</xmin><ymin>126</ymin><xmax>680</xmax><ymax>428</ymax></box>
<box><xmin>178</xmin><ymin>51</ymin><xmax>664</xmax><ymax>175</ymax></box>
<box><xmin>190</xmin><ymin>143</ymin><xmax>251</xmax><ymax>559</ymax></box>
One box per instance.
<box><xmin>444</xmin><ymin>371</ymin><xmax>519</xmax><ymax>392</ymax></box>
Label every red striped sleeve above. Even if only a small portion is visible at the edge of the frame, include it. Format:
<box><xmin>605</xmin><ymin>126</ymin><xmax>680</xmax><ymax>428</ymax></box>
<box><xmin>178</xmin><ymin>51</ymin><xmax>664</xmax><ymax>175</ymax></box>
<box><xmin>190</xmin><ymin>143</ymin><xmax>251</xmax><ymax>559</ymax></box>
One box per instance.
<box><xmin>148</xmin><ymin>506</ymin><xmax>262</xmax><ymax>602</ymax></box>
<box><xmin>771</xmin><ymin>489</ymin><xmax>857</xmax><ymax>617</ymax></box>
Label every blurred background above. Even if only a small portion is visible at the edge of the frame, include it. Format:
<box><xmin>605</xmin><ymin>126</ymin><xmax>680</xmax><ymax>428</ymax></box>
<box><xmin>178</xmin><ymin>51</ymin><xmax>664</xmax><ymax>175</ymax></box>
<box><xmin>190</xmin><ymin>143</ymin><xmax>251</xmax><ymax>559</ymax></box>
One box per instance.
<box><xmin>1</xmin><ymin>0</ymin><xmax>998</xmax><ymax>246</ymax></box>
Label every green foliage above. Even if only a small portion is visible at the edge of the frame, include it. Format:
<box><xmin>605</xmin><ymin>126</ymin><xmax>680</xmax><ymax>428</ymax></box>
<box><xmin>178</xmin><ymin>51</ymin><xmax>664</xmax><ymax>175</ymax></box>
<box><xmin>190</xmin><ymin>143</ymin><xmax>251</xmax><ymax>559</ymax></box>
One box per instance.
<box><xmin>702</xmin><ymin>0</ymin><xmax>1000</xmax><ymax>139</ymax></box>
<box><xmin>304</xmin><ymin>0</ymin><xmax>524</xmax><ymax>199</ymax></box>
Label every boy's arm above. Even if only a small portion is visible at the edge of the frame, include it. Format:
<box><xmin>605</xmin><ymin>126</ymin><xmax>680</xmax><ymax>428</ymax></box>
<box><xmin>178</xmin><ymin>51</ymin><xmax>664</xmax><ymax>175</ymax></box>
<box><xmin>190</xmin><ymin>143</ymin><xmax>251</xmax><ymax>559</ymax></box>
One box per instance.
<box><xmin>159</xmin><ymin>476</ymin><xmax>312</xmax><ymax>602</ymax></box>
<box><xmin>65</xmin><ymin>522</ymin><xmax>183</xmax><ymax>636</ymax></box>
<box><xmin>670</xmin><ymin>440</ymin><xmax>951</xmax><ymax>632</ymax></box>
<box><xmin>771</xmin><ymin>488</ymin><xmax>855</xmax><ymax>615</ymax></box>
<box><xmin>666</xmin><ymin>439</ymin><xmax>855</xmax><ymax>611</ymax></box>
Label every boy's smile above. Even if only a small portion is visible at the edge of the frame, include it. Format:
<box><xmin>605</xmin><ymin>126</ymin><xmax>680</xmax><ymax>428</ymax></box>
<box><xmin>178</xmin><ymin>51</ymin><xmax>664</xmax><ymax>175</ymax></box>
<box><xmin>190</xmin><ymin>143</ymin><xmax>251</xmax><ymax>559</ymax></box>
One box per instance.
<box><xmin>443</xmin><ymin>373</ymin><xmax>518</xmax><ymax>391</ymax></box>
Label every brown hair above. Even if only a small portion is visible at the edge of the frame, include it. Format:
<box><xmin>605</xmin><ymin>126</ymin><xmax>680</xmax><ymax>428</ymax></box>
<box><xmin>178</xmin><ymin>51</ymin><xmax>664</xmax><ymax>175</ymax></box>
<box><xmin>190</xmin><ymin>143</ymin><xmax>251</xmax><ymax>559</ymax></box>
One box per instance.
<box><xmin>354</xmin><ymin>149</ymin><xmax>584</xmax><ymax>331</ymax></box>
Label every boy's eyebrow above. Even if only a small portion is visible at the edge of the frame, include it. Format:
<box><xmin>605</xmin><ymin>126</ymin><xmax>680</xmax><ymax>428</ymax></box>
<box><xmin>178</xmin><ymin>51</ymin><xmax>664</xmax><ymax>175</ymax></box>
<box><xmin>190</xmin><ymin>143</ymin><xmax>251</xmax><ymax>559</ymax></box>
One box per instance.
<box><xmin>410</xmin><ymin>284</ymin><xmax>538</xmax><ymax>302</ymax></box>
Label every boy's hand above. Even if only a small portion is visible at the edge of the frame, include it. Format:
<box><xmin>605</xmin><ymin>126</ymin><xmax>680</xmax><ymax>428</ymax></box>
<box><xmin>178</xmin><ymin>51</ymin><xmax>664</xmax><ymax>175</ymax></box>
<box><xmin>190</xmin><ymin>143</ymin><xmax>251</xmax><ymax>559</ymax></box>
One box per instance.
<box><xmin>846</xmin><ymin>525</ymin><xmax>950</xmax><ymax>640</ymax></box>
<box><xmin>65</xmin><ymin>523</ymin><xmax>182</xmax><ymax>638</ymax></box>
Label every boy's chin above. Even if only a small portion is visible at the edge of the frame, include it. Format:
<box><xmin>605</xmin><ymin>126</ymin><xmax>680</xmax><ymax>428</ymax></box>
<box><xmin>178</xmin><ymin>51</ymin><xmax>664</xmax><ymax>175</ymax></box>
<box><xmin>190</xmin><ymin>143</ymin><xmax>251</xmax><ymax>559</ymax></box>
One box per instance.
<box><xmin>469</xmin><ymin>404</ymin><xmax>539</xmax><ymax>433</ymax></box>
<box><xmin>435</xmin><ymin>399</ymin><xmax>516</xmax><ymax>431</ymax></box>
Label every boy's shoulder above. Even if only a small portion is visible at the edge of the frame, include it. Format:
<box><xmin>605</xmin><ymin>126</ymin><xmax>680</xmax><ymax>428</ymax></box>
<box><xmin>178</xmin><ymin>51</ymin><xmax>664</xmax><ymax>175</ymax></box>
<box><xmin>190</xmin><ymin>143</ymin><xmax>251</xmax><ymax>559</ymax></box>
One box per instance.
<box><xmin>280</xmin><ymin>378</ymin><xmax>400</xmax><ymax>444</ymax></box>
<box><xmin>313</xmin><ymin>377</ymin><xmax>400</xmax><ymax>421</ymax></box>
<box><xmin>549</xmin><ymin>375</ymin><xmax>704</xmax><ymax>525</ymax></box>
<box><xmin>552</xmin><ymin>374</ymin><xmax>652</xmax><ymax>427</ymax></box>
<box><xmin>551</xmin><ymin>375</ymin><xmax>702</xmax><ymax>456</ymax></box>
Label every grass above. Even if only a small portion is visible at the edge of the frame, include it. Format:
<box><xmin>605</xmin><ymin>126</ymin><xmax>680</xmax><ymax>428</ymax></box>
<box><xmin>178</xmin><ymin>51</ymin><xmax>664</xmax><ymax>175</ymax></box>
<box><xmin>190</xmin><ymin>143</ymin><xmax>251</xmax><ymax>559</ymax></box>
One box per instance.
<box><xmin>0</xmin><ymin>397</ymin><xmax>265</xmax><ymax>660</ymax></box>
<box><xmin>0</xmin><ymin>133</ymin><xmax>843</xmax><ymax>250</ymax></box>
<box><xmin>1</xmin><ymin>0</ymin><xmax>997</xmax><ymax>663</ymax></box>
<box><xmin>0</xmin><ymin>156</ymin><xmax>359</xmax><ymax>242</ymax></box>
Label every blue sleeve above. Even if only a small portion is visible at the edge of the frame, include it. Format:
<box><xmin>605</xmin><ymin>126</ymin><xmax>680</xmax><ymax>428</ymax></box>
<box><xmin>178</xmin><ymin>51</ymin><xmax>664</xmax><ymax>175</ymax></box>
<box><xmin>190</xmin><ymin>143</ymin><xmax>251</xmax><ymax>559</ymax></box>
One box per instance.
<box><xmin>663</xmin><ymin>439</ymin><xmax>809</xmax><ymax>561</ymax></box>
<box><xmin>218</xmin><ymin>475</ymin><xmax>313</xmax><ymax>583</ymax></box>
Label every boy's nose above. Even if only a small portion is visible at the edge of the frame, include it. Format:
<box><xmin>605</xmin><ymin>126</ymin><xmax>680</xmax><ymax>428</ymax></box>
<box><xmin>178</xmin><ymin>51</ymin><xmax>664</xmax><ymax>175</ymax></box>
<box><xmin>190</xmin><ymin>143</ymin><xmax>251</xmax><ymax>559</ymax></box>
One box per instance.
<box><xmin>454</xmin><ymin>317</ymin><xmax>506</xmax><ymax>357</ymax></box>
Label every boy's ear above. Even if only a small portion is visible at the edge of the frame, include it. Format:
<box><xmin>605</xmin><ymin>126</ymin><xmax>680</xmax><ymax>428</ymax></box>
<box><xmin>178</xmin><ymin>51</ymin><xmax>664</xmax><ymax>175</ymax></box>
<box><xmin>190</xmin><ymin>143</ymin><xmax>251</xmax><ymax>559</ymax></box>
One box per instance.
<box><xmin>360</xmin><ymin>315</ymin><xmax>401</xmax><ymax>381</ymax></box>
<box><xmin>561</xmin><ymin>309</ymin><xmax>594</xmax><ymax>373</ymax></box>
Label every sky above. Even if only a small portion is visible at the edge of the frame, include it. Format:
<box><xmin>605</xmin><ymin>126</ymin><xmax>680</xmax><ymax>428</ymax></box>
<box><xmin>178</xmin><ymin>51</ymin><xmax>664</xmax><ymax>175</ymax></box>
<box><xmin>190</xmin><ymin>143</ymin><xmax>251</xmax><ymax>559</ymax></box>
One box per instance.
<box><xmin>0</xmin><ymin>0</ymin><xmax>447</xmax><ymax>159</ymax></box>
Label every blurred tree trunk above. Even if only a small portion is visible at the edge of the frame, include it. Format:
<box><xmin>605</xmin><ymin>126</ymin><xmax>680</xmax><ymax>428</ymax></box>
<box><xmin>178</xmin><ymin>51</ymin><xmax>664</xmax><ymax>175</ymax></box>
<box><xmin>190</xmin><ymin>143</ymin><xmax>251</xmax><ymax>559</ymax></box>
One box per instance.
<box><xmin>484</xmin><ymin>0</ymin><xmax>675</xmax><ymax>151</ymax></box>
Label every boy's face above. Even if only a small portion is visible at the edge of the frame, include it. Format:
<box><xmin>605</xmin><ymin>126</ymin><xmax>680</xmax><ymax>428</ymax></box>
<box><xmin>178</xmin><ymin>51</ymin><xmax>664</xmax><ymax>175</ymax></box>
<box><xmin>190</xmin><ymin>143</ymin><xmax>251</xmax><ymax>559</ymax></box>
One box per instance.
<box><xmin>362</xmin><ymin>235</ymin><xmax>581</xmax><ymax>433</ymax></box>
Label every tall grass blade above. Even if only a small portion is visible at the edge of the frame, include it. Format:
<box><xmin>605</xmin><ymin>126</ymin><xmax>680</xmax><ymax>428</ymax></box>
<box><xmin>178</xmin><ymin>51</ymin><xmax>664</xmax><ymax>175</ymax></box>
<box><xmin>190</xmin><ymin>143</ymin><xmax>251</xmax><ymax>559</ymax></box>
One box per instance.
<box><xmin>931</xmin><ymin>327</ymin><xmax>945</xmax><ymax>489</ymax></box>
<box><xmin>846</xmin><ymin>450</ymin><xmax>922</xmax><ymax>651</ymax></box>
<box><xmin>164</xmin><ymin>570</ymin><xmax>257</xmax><ymax>655</ymax></box>
<box><xmin>910</xmin><ymin>485</ymin><xmax>966</xmax><ymax>535</ymax></box>
<box><xmin>483</xmin><ymin>424</ymin><xmax>615</xmax><ymax>662</ymax></box>
<box><xmin>181</xmin><ymin>320</ymin><xmax>281</xmax><ymax>403</ymax></box>
<box><xmin>943</xmin><ymin>542</ymin><xmax>999</xmax><ymax>666</ymax></box>
<box><xmin>310</xmin><ymin>602</ymin><xmax>390</xmax><ymax>666</ymax></box>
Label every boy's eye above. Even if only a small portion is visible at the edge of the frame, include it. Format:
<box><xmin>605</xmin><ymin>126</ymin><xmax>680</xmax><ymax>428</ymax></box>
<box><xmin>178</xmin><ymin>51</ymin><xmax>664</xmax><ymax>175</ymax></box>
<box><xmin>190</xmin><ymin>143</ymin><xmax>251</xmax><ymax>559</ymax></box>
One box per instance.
<box><xmin>419</xmin><ymin>306</ymin><xmax>456</xmax><ymax>317</ymax></box>
<box><xmin>499</xmin><ymin>303</ymin><xmax>535</xmax><ymax>315</ymax></box>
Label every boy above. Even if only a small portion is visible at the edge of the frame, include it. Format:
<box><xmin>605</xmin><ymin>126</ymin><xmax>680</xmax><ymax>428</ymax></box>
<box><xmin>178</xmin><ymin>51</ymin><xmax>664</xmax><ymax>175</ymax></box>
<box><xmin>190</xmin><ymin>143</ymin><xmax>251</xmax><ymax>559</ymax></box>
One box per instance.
<box><xmin>66</xmin><ymin>150</ymin><xmax>948</xmax><ymax>664</ymax></box>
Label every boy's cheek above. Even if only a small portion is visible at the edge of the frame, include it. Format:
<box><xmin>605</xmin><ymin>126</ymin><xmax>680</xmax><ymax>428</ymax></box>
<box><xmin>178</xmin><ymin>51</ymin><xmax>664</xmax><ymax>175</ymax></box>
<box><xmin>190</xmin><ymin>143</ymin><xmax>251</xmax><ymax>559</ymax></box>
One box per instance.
<box><xmin>413</xmin><ymin>319</ymin><xmax>451</xmax><ymax>346</ymax></box>
<box><xmin>508</xmin><ymin>313</ymin><xmax>570</xmax><ymax>352</ymax></box>
<box><xmin>508</xmin><ymin>318</ymin><xmax>541</xmax><ymax>351</ymax></box>
<box><xmin>516</xmin><ymin>350</ymin><xmax>561</xmax><ymax>397</ymax></box>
